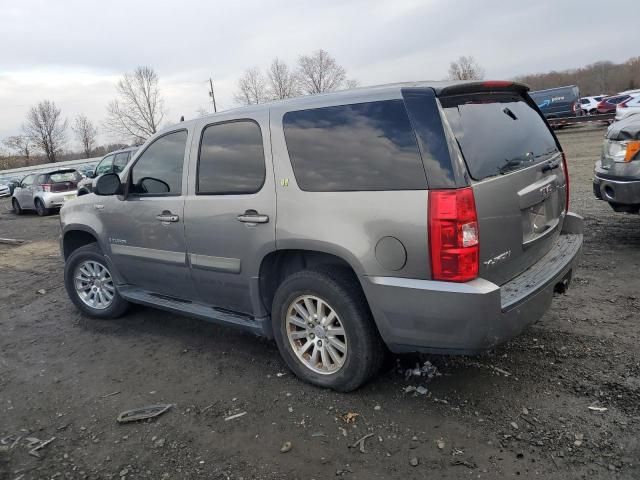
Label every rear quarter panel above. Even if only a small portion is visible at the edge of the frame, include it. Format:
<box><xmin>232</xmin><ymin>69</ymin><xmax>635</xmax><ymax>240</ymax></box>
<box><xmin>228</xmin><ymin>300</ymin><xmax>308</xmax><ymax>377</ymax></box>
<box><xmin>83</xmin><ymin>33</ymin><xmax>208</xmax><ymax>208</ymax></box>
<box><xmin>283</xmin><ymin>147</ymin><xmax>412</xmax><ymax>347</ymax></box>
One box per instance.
<box><xmin>269</xmin><ymin>92</ymin><xmax>430</xmax><ymax>280</ymax></box>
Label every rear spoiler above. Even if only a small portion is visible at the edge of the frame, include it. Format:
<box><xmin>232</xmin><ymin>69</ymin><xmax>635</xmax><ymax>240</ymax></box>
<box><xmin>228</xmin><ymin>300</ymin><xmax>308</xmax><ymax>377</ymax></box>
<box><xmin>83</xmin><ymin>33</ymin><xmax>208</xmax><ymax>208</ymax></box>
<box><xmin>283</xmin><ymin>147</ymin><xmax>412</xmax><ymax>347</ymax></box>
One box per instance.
<box><xmin>437</xmin><ymin>81</ymin><xmax>530</xmax><ymax>97</ymax></box>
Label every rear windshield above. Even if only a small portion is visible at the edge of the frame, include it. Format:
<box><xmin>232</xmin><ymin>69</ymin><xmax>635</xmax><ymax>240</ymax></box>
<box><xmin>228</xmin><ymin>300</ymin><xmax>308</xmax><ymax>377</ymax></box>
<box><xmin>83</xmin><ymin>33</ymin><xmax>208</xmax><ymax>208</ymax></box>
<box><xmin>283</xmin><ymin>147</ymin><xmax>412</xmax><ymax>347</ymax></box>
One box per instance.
<box><xmin>49</xmin><ymin>171</ymin><xmax>80</xmax><ymax>183</ymax></box>
<box><xmin>441</xmin><ymin>93</ymin><xmax>560</xmax><ymax>180</ymax></box>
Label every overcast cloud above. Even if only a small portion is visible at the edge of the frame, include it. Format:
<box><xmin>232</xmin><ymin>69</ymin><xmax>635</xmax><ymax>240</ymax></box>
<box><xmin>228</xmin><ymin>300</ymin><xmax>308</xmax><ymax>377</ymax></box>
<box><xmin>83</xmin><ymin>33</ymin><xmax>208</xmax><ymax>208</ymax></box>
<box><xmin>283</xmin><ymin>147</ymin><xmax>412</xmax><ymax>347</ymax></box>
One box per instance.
<box><xmin>0</xmin><ymin>0</ymin><xmax>635</xmax><ymax>149</ymax></box>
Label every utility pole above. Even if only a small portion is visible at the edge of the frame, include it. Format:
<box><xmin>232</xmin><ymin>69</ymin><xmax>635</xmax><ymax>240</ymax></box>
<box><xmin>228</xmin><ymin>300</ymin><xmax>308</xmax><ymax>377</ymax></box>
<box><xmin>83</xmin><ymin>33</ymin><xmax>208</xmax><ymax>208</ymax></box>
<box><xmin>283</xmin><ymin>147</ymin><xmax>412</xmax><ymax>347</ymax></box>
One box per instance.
<box><xmin>208</xmin><ymin>78</ymin><xmax>217</xmax><ymax>113</ymax></box>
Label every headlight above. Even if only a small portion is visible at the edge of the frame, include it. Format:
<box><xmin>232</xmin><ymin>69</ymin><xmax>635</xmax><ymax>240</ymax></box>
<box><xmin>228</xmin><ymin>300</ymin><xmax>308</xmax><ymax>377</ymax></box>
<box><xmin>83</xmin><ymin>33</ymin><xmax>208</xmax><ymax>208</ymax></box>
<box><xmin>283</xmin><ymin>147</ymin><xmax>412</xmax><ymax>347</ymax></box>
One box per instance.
<box><xmin>604</xmin><ymin>139</ymin><xmax>640</xmax><ymax>162</ymax></box>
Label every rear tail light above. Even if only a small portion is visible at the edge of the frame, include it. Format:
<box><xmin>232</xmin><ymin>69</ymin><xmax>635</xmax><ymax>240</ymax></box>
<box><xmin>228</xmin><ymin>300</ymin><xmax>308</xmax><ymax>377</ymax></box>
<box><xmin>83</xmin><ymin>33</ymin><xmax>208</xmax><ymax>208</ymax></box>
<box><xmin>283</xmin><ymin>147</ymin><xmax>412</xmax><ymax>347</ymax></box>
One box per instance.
<box><xmin>42</xmin><ymin>184</ymin><xmax>52</xmax><ymax>192</ymax></box>
<box><xmin>572</xmin><ymin>102</ymin><xmax>578</xmax><ymax>113</ymax></box>
<box><xmin>561</xmin><ymin>153</ymin><xmax>569</xmax><ymax>212</ymax></box>
<box><xmin>428</xmin><ymin>187</ymin><xmax>479</xmax><ymax>282</ymax></box>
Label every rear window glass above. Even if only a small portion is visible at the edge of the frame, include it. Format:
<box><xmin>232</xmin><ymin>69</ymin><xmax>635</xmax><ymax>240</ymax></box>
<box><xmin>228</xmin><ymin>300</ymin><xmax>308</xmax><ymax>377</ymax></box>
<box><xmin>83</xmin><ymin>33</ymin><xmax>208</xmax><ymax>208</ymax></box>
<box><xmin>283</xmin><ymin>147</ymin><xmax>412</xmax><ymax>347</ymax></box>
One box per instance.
<box><xmin>49</xmin><ymin>172</ymin><xmax>80</xmax><ymax>182</ymax></box>
<box><xmin>283</xmin><ymin>100</ymin><xmax>426</xmax><ymax>191</ymax></box>
<box><xmin>442</xmin><ymin>93</ymin><xmax>559</xmax><ymax>180</ymax></box>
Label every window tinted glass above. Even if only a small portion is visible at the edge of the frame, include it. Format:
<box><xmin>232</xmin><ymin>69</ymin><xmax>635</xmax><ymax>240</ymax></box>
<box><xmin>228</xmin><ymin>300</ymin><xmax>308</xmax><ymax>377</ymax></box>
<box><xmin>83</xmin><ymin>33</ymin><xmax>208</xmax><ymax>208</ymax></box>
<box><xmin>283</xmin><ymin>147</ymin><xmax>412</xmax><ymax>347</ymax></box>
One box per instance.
<box><xmin>442</xmin><ymin>93</ymin><xmax>559</xmax><ymax>180</ymax></box>
<box><xmin>36</xmin><ymin>174</ymin><xmax>46</xmax><ymax>184</ymax></box>
<box><xmin>198</xmin><ymin>121</ymin><xmax>265</xmax><ymax>194</ymax></box>
<box><xmin>95</xmin><ymin>155</ymin><xmax>114</xmax><ymax>175</ymax></box>
<box><xmin>113</xmin><ymin>152</ymin><xmax>130</xmax><ymax>173</ymax></box>
<box><xmin>49</xmin><ymin>172</ymin><xmax>80</xmax><ymax>183</ymax></box>
<box><xmin>21</xmin><ymin>175</ymin><xmax>34</xmax><ymax>186</ymax></box>
<box><xmin>131</xmin><ymin>130</ymin><xmax>187</xmax><ymax>195</ymax></box>
<box><xmin>283</xmin><ymin>100</ymin><xmax>426</xmax><ymax>191</ymax></box>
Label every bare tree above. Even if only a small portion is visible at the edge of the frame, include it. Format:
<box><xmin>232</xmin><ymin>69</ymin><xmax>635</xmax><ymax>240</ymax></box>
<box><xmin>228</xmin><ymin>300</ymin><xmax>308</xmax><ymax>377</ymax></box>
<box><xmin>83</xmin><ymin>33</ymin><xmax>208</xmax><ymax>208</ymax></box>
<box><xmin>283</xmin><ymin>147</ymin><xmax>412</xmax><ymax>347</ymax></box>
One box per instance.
<box><xmin>234</xmin><ymin>67</ymin><xmax>269</xmax><ymax>105</ymax></box>
<box><xmin>3</xmin><ymin>135</ymin><xmax>31</xmax><ymax>161</ymax></box>
<box><xmin>22</xmin><ymin>100</ymin><xmax>67</xmax><ymax>163</ymax></box>
<box><xmin>297</xmin><ymin>49</ymin><xmax>349</xmax><ymax>94</ymax></box>
<box><xmin>448</xmin><ymin>56</ymin><xmax>485</xmax><ymax>81</ymax></box>
<box><xmin>267</xmin><ymin>58</ymin><xmax>299</xmax><ymax>100</ymax></box>
<box><xmin>105</xmin><ymin>66</ymin><xmax>165</xmax><ymax>142</ymax></box>
<box><xmin>72</xmin><ymin>114</ymin><xmax>98</xmax><ymax>158</ymax></box>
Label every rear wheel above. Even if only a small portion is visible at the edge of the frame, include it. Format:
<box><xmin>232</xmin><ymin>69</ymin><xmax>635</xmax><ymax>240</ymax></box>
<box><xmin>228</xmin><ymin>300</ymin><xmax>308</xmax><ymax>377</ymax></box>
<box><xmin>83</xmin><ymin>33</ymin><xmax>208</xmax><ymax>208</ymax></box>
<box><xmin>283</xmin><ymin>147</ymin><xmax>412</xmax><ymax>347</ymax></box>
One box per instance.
<box><xmin>64</xmin><ymin>243</ymin><xmax>129</xmax><ymax>319</ymax></box>
<box><xmin>35</xmin><ymin>198</ymin><xmax>50</xmax><ymax>216</ymax></box>
<box><xmin>271</xmin><ymin>267</ymin><xmax>385</xmax><ymax>392</ymax></box>
<box><xmin>12</xmin><ymin>198</ymin><xmax>22</xmax><ymax>215</ymax></box>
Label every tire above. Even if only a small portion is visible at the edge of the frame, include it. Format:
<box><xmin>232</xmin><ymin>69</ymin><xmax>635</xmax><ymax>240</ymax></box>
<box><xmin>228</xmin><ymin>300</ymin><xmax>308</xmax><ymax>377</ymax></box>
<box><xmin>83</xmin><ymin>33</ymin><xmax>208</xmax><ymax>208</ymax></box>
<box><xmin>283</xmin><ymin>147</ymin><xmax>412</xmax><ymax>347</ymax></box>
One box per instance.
<box><xmin>35</xmin><ymin>198</ymin><xmax>50</xmax><ymax>216</ymax></box>
<box><xmin>271</xmin><ymin>266</ymin><xmax>385</xmax><ymax>392</ymax></box>
<box><xmin>12</xmin><ymin>198</ymin><xmax>22</xmax><ymax>215</ymax></box>
<box><xmin>64</xmin><ymin>243</ymin><xmax>129</xmax><ymax>319</ymax></box>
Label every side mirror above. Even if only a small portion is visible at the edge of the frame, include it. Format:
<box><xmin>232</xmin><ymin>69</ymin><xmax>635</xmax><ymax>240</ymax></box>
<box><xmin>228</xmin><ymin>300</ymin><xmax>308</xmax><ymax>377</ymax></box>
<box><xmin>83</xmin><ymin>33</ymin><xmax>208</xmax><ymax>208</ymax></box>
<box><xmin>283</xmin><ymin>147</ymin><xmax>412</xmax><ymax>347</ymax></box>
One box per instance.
<box><xmin>88</xmin><ymin>171</ymin><xmax>96</xmax><ymax>179</ymax></box>
<box><xmin>95</xmin><ymin>173</ymin><xmax>122</xmax><ymax>196</ymax></box>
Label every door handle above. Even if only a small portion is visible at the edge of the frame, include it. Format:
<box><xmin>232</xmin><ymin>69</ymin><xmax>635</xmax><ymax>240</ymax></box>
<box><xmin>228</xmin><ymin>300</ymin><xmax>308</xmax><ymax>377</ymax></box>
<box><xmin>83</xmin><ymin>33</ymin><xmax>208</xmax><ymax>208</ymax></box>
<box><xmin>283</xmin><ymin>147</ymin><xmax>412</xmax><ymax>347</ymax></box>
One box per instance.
<box><xmin>156</xmin><ymin>212</ymin><xmax>179</xmax><ymax>223</ymax></box>
<box><xmin>237</xmin><ymin>210</ymin><xmax>269</xmax><ymax>224</ymax></box>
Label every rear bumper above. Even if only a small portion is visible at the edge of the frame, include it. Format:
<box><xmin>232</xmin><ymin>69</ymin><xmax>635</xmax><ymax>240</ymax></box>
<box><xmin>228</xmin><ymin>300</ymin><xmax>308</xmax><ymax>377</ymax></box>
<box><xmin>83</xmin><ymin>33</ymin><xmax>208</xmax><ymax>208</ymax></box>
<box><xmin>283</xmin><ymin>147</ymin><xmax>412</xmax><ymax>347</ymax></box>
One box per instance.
<box><xmin>40</xmin><ymin>191</ymin><xmax>78</xmax><ymax>208</ymax></box>
<box><xmin>362</xmin><ymin>212</ymin><xmax>583</xmax><ymax>355</ymax></box>
<box><xmin>593</xmin><ymin>174</ymin><xmax>640</xmax><ymax>205</ymax></box>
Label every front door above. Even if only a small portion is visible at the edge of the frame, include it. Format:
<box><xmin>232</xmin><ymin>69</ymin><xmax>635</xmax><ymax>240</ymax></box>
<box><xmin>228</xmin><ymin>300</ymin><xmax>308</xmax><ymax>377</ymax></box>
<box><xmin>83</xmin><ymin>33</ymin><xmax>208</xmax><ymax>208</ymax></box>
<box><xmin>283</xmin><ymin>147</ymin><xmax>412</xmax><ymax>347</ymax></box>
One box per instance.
<box><xmin>15</xmin><ymin>174</ymin><xmax>36</xmax><ymax>209</ymax></box>
<box><xmin>184</xmin><ymin>113</ymin><xmax>276</xmax><ymax>316</ymax></box>
<box><xmin>99</xmin><ymin>129</ymin><xmax>196</xmax><ymax>300</ymax></box>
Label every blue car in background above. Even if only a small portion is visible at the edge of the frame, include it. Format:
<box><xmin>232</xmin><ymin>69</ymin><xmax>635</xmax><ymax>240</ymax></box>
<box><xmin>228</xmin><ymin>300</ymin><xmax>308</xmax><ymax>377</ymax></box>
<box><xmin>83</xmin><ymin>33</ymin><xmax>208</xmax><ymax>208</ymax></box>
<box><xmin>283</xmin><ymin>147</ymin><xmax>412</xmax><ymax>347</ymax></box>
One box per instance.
<box><xmin>530</xmin><ymin>85</ymin><xmax>582</xmax><ymax>120</ymax></box>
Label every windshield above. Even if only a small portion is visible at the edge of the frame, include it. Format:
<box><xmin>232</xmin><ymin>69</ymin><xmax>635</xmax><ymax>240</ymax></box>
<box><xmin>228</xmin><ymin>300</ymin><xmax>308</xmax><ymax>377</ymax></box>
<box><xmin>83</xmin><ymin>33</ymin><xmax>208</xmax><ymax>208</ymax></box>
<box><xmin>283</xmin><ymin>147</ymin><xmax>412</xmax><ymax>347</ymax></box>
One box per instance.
<box><xmin>441</xmin><ymin>92</ymin><xmax>560</xmax><ymax>180</ymax></box>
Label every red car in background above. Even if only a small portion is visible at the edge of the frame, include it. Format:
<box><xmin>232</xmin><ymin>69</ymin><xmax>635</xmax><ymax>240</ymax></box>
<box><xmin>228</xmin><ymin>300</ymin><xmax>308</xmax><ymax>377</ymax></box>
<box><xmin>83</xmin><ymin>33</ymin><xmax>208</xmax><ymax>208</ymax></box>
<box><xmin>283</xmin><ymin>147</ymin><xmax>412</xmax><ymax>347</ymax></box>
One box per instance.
<box><xmin>597</xmin><ymin>94</ymin><xmax>632</xmax><ymax>114</ymax></box>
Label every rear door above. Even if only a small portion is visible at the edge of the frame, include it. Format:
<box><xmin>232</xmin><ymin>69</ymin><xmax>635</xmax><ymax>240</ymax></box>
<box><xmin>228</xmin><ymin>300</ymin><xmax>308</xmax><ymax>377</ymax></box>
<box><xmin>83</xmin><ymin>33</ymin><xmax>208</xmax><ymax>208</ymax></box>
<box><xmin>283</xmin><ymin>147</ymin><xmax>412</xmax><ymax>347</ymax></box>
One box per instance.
<box><xmin>183</xmin><ymin>111</ymin><xmax>276</xmax><ymax>316</ymax></box>
<box><xmin>440</xmin><ymin>90</ymin><xmax>567</xmax><ymax>285</ymax></box>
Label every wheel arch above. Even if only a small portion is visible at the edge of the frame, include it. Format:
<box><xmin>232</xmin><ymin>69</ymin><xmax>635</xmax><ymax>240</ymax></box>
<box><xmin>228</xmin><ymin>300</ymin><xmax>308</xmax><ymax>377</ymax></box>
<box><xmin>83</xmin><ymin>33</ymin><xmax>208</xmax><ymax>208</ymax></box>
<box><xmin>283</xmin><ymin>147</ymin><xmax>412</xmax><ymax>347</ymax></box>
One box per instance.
<box><xmin>62</xmin><ymin>227</ymin><xmax>100</xmax><ymax>260</ymax></box>
<box><xmin>258</xmin><ymin>248</ymin><xmax>365</xmax><ymax>316</ymax></box>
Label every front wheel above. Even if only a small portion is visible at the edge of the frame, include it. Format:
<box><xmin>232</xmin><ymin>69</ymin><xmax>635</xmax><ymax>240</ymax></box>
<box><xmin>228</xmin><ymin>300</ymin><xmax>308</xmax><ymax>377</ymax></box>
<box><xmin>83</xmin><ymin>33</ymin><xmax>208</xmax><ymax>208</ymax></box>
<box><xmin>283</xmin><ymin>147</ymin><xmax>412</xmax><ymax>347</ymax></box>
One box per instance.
<box><xmin>12</xmin><ymin>198</ymin><xmax>22</xmax><ymax>215</ymax></box>
<box><xmin>271</xmin><ymin>267</ymin><xmax>385</xmax><ymax>392</ymax></box>
<box><xmin>64</xmin><ymin>243</ymin><xmax>130</xmax><ymax>319</ymax></box>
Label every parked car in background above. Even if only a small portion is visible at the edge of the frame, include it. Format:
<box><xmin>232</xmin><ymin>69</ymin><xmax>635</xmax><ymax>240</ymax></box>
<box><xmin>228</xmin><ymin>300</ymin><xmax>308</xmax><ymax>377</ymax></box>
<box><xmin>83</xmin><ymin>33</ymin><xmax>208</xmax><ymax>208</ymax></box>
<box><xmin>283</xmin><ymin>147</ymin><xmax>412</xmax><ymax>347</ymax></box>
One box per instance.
<box><xmin>579</xmin><ymin>95</ymin><xmax>607</xmax><ymax>114</ymax></box>
<box><xmin>0</xmin><ymin>177</ymin><xmax>22</xmax><ymax>196</ymax></box>
<box><xmin>77</xmin><ymin>147</ymin><xmax>138</xmax><ymax>195</ymax></box>
<box><xmin>60</xmin><ymin>80</ymin><xmax>583</xmax><ymax>391</ymax></box>
<box><xmin>0</xmin><ymin>183</ymin><xmax>10</xmax><ymax>198</ymax></box>
<box><xmin>615</xmin><ymin>95</ymin><xmax>640</xmax><ymax>122</ymax></box>
<box><xmin>593</xmin><ymin>115</ymin><xmax>640</xmax><ymax>213</ymax></box>
<box><xmin>529</xmin><ymin>85</ymin><xmax>581</xmax><ymax>119</ymax></box>
<box><xmin>12</xmin><ymin>169</ymin><xmax>82</xmax><ymax>216</ymax></box>
<box><xmin>597</xmin><ymin>94</ymin><xmax>632</xmax><ymax>114</ymax></box>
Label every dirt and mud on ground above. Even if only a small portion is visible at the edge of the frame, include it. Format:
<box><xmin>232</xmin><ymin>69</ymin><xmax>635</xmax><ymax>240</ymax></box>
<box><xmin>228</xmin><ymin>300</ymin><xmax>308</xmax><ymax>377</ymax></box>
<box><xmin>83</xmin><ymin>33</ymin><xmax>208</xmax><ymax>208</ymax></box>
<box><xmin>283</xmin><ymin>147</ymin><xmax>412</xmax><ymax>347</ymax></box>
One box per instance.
<box><xmin>1</xmin><ymin>124</ymin><xmax>639</xmax><ymax>480</ymax></box>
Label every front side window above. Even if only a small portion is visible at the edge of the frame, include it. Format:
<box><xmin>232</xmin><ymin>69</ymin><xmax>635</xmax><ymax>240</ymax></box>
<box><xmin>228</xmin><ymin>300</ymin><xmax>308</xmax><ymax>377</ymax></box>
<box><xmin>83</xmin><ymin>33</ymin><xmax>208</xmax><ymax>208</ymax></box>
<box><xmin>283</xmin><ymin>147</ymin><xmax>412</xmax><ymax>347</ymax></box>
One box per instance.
<box><xmin>95</xmin><ymin>155</ymin><xmax>114</xmax><ymax>176</ymax></box>
<box><xmin>197</xmin><ymin>121</ymin><xmax>266</xmax><ymax>195</ymax></box>
<box><xmin>283</xmin><ymin>100</ymin><xmax>426</xmax><ymax>191</ymax></box>
<box><xmin>130</xmin><ymin>130</ymin><xmax>187</xmax><ymax>195</ymax></box>
<box><xmin>113</xmin><ymin>152</ymin><xmax>130</xmax><ymax>173</ymax></box>
<box><xmin>21</xmin><ymin>174</ymin><xmax>35</xmax><ymax>187</ymax></box>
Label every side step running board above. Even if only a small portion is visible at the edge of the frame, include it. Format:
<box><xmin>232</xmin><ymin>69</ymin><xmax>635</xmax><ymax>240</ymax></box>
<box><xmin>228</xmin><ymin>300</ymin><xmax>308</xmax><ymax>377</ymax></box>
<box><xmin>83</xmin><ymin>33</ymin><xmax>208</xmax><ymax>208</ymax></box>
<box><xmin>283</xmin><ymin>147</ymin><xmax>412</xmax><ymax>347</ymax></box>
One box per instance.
<box><xmin>118</xmin><ymin>287</ymin><xmax>271</xmax><ymax>337</ymax></box>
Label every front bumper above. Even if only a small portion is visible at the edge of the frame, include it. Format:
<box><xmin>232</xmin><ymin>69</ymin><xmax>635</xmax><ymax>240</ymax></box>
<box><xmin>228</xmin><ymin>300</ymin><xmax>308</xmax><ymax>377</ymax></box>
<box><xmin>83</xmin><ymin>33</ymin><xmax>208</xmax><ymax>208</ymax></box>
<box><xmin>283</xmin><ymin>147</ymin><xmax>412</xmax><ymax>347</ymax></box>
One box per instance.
<box><xmin>362</xmin><ymin>212</ymin><xmax>584</xmax><ymax>355</ymax></box>
<box><xmin>40</xmin><ymin>190</ymin><xmax>78</xmax><ymax>209</ymax></box>
<box><xmin>593</xmin><ymin>175</ymin><xmax>640</xmax><ymax>206</ymax></box>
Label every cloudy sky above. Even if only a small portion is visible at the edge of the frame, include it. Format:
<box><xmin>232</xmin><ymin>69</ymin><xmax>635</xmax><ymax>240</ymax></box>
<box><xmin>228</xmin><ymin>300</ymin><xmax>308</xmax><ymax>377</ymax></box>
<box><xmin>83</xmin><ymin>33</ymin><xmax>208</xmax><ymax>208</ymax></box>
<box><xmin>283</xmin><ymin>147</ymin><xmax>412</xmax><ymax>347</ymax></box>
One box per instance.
<box><xmin>0</xmin><ymin>0</ymin><xmax>635</xmax><ymax>150</ymax></box>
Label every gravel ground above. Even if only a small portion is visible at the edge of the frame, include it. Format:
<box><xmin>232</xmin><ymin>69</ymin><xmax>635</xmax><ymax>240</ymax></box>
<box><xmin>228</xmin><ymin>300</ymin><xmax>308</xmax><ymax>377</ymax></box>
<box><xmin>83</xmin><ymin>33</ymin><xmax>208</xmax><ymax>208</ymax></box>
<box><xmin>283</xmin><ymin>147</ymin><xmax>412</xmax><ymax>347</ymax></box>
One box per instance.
<box><xmin>1</xmin><ymin>124</ymin><xmax>639</xmax><ymax>480</ymax></box>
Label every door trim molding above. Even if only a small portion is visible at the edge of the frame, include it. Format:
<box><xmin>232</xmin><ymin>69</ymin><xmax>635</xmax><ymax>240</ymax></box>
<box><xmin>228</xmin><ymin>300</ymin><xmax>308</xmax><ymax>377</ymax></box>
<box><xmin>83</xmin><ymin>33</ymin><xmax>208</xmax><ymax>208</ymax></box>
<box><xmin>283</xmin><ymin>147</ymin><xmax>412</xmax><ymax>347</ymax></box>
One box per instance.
<box><xmin>189</xmin><ymin>253</ymin><xmax>241</xmax><ymax>274</ymax></box>
<box><xmin>111</xmin><ymin>244</ymin><xmax>186</xmax><ymax>265</ymax></box>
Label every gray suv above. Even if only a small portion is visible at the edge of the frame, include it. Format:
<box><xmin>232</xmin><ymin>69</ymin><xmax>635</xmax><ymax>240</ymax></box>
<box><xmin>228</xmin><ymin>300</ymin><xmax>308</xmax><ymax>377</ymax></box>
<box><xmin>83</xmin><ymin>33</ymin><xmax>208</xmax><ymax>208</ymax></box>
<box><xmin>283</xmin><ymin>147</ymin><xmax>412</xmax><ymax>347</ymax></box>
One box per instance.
<box><xmin>60</xmin><ymin>81</ymin><xmax>583</xmax><ymax>391</ymax></box>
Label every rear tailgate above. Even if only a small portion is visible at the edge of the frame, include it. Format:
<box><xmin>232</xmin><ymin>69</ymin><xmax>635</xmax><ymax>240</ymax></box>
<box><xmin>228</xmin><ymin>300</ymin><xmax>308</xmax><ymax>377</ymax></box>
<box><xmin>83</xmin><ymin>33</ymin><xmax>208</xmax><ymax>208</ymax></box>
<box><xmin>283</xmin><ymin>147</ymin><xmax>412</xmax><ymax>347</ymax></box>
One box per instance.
<box><xmin>440</xmin><ymin>89</ymin><xmax>567</xmax><ymax>286</ymax></box>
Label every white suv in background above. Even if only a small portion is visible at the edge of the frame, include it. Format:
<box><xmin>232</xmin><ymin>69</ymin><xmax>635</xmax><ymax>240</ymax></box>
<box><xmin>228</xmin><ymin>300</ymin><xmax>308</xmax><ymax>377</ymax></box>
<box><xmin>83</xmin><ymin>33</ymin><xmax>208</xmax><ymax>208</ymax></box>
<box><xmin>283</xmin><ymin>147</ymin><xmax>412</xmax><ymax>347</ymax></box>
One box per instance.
<box><xmin>615</xmin><ymin>95</ymin><xmax>640</xmax><ymax>122</ymax></box>
<box><xmin>580</xmin><ymin>95</ymin><xmax>607</xmax><ymax>115</ymax></box>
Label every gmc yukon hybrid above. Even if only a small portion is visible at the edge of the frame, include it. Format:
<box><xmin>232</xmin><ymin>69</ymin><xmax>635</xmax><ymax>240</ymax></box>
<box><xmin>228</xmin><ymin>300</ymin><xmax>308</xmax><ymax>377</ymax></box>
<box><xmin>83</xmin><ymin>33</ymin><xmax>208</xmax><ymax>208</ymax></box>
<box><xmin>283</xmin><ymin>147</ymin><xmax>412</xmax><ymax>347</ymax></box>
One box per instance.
<box><xmin>60</xmin><ymin>81</ymin><xmax>583</xmax><ymax>391</ymax></box>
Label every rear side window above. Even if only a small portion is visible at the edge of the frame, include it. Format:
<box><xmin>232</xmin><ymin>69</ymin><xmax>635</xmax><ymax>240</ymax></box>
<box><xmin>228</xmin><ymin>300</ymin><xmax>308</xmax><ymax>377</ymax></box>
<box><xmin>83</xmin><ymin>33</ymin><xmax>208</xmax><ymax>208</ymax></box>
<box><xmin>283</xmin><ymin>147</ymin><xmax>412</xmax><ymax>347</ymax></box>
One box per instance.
<box><xmin>283</xmin><ymin>100</ymin><xmax>426</xmax><ymax>191</ymax></box>
<box><xmin>197</xmin><ymin>120</ymin><xmax>265</xmax><ymax>195</ymax></box>
<box><xmin>441</xmin><ymin>93</ymin><xmax>560</xmax><ymax>180</ymax></box>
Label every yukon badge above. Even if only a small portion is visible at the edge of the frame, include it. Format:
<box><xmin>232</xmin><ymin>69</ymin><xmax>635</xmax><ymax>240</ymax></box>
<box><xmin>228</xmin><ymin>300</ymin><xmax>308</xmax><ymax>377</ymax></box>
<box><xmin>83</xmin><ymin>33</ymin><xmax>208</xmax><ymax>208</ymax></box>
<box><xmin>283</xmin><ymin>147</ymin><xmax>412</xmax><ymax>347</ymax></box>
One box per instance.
<box><xmin>539</xmin><ymin>184</ymin><xmax>555</xmax><ymax>200</ymax></box>
<box><xmin>483</xmin><ymin>250</ymin><xmax>511</xmax><ymax>267</ymax></box>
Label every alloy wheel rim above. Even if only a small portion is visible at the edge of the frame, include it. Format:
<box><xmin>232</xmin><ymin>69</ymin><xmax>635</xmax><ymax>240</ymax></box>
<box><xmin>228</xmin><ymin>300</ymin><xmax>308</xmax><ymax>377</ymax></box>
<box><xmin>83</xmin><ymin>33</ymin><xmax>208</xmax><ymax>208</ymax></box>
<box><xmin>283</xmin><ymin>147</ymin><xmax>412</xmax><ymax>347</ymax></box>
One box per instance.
<box><xmin>285</xmin><ymin>295</ymin><xmax>347</xmax><ymax>375</ymax></box>
<box><xmin>74</xmin><ymin>260</ymin><xmax>115</xmax><ymax>310</ymax></box>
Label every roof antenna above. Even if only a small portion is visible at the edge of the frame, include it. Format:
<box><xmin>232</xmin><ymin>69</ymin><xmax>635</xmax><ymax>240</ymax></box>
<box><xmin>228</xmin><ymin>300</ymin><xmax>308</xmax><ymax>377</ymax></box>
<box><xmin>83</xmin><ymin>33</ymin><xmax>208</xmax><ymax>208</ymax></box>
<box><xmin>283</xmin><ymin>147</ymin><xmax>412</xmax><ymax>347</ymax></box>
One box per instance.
<box><xmin>180</xmin><ymin>116</ymin><xmax>184</xmax><ymax>122</ymax></box>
